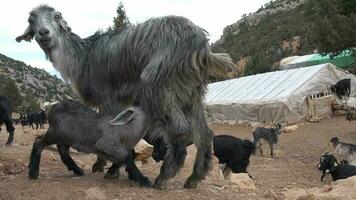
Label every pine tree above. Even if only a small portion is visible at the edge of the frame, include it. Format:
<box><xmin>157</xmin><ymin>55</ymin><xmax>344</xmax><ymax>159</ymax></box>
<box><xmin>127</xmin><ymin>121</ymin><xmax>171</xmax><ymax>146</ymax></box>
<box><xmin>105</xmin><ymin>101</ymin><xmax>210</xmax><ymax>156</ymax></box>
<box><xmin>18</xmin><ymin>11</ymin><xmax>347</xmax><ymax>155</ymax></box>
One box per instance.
<box><xmin>306</xmin><ymin>0</ymin><xmax>356</xmax><ymax>56</ymax></box>
<box><xmin>109</xmin><ymin>2</ymin><xmax>130</xmax><ymax>31</ymax></box>
<box><xmin>0</xmin><ymin>74</ymin><xmax>23</xmax><ymax>111</ymax></box>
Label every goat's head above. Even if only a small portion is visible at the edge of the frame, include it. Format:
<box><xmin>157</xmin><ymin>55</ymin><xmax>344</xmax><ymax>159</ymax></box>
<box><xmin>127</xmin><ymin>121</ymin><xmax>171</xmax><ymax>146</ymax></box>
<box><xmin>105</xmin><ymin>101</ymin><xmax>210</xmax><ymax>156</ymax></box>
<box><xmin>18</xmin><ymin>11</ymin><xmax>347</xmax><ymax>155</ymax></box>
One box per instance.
<box><xmin>317</xmin><ymin>153</ymin><xmax>338</xmax><ymax>173</ymax></box>
<box><xmin>329</xmin><ymin>137</ymin><xmax>340</xmax><ymax>147</ymax></box>
<box><xmin>16</xmin><ymin>5</ymin><xmax>71</xmax><ymax>52</ymax></box>
<box><xmin>275</xmin><ymin>123</ymin><xmax>282</xmax><ymax>134</ymax></box>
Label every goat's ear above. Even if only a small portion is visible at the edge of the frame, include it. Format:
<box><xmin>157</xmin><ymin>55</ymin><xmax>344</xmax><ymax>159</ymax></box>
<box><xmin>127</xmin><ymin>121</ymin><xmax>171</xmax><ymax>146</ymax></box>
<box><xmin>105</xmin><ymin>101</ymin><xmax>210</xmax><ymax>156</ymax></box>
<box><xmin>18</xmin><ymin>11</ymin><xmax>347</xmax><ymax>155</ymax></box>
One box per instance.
<box><xmin>16</xmin><ymin>26</ymin><xmax>34</xmax><ymax>42</ymax></box>
<box><xmin>59</xmin><ymin>19</ymin><xmax>71</xmax><ymax>32</ymax></box>
<box><xmin>109</xmin><ymin>107</ymin><xmax>136</xmax><ymax>126</ymax></box>
<box><xmin>55</xmin><ymin>12</ymin><xmax>71</xmax><ymax>32</ymax></box>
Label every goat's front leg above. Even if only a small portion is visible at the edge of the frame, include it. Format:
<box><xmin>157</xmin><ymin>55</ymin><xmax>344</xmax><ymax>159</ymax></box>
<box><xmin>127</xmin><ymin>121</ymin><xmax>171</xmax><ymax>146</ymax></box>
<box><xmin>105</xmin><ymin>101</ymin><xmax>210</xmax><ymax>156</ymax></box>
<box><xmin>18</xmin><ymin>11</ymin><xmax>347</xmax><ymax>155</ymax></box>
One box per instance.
<box><xmin>57</xmin><ymin>144</ymin><xmax>84</xmax><ymax>176</ymax></box>
<box><xmin>320</xmin><ymin>171</ymin><xmax>326</xmax><ymax>181</ymax></box>
<box><xmin>125</xmin><ymin>149</ymin><xmax>152</xmax><ymax>187</ymax></box>
<box><xmin>270</xmin><ymin>143</ymin><xmax>274</xmax><ymax>158</ymax></box>
<box><xmin>258</xmin><ymin>141</ymin><xmax>263</xmax><ymax>155</ymax></box>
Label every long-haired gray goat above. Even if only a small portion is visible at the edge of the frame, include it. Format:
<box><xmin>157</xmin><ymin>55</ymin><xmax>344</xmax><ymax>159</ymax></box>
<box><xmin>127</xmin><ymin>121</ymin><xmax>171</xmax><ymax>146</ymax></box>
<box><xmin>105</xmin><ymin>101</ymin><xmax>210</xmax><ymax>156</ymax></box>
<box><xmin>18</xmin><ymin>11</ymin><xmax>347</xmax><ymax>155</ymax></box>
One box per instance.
<box><xmin>252</xmin><ymin>124</ymin><xmax>282</xmax><ymax>157</ymax></box>
<box><xmin>17</xmin><ymin>5</ymin><xmax>234</xmax><ymax>189</ymax></box>
<box><xmin>28</xmin><ymin>100</ymin><xmax>151</xmax><ymax>187</ymax></box>
<box><xmin>329</xmin><ymin>137</ymin><xmax>356</xmax><ymax>166</ymax></box>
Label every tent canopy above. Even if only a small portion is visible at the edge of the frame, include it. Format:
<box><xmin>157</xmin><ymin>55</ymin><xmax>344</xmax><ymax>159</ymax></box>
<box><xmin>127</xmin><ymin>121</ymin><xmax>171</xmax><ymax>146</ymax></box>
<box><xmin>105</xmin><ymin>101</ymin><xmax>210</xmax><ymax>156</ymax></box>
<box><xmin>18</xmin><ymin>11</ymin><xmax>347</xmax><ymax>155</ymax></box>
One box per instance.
<box><xmin>204</xmin><ymin>63</ymin><xmax>356</xmax><ymax>125</ymax></box>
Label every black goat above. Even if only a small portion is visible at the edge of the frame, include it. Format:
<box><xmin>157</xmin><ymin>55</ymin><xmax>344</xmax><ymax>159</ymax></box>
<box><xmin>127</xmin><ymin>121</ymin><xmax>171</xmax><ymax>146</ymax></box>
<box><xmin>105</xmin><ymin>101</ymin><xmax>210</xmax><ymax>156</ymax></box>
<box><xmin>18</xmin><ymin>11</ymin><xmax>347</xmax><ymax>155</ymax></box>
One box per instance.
<box><xmin>148</xmin><ymin>135</ymin><xmax>256</xmax><ymax>178</ymax></box>
<box><xmin>26</xmin><ymin>109</ymin><xmax>46</xmax><ymax>129</ymax></box>
<box><xmin>0</xmin><ymin>95</ymin><xmax>15</xmax><ymax>144</ymax></box>
<box><xmin>28</xmin><ymin>100</ymin><xmax>151</xmax><ymax>187</ymax></box>
<box><xmin>213</xmin><ymin>135</ymin><xmax>256</xmax><ymax>178</ymax></box>
<box><xmin>317</xmin><ymin>153</ymin><xmax>356</xmax><ymax>181</ymax></box>
<box><xmin>252</xmin><ymin>124</ymin><xmax>282</xmax><ymax>157</ymax></box>
<box><xmin>330</xmin><ymin>78</ymin><xmax>351</xmax><ymax>99</ymax></box>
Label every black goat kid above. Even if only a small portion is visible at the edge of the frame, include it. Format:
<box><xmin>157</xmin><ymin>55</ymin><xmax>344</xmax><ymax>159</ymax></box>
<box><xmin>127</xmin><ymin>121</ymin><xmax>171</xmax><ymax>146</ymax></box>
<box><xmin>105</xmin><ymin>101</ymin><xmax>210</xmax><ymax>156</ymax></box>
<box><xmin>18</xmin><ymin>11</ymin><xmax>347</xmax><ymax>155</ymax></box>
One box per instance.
<box><xmin>318</xmin><ymin>153</ymin><xmax>356</xmax><ymax>181</ymax></box>
<box><xmin>149</xmin><ymin>135</ymin><xmax>256</xmax><ymax>177</ymax></box>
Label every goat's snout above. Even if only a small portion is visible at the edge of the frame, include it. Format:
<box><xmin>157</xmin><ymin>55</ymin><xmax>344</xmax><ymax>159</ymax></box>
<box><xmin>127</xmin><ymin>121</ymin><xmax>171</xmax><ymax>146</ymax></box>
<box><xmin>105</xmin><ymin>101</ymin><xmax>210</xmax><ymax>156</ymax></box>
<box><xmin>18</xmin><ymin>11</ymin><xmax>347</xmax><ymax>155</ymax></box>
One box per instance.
<box><xmin>38</xmin><ymin>28</ymin><xmax>50</xmax><ymax>37</ymax></box>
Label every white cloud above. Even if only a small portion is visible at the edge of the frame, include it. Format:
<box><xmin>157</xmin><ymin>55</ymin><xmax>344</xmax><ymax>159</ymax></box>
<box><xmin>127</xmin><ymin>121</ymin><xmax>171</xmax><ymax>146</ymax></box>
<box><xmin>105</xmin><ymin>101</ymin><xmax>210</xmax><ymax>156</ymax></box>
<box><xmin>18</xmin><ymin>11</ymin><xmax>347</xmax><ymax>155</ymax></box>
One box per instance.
<box><xmin>0</xmin><ymin>0</ymin><xmax>269</xmax><ymax>76</ymax></box>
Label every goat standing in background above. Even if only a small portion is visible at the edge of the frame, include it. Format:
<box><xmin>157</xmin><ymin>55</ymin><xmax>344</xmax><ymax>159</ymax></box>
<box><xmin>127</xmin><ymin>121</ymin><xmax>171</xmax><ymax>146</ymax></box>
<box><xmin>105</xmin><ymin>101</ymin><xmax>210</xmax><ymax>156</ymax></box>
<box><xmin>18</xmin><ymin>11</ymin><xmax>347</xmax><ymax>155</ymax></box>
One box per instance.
<box><xmin>330</xmin><ymin>78</ymin><xmax>351</xmax><ymax>99</ymax></box>
<box><xmin>329</xmin><ymin>137</ymin><xmax>356</xmax><ymax>165</ymax></box>
<box><xmin>16</xmin><ymin>5</ymin><xmax>234</xmax><ymax>189</ymax></box>
<box><xmin>253</xmin><ymin>124</ymin><xmax>282</xmax><ymax>157</ymax></box>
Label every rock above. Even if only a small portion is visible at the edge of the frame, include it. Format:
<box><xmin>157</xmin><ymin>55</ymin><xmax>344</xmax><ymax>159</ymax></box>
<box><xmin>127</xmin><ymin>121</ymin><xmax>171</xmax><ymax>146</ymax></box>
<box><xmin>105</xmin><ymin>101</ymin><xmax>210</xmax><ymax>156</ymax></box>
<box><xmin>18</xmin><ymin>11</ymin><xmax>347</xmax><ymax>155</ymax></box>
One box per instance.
<box><xmin>206</xmin><ymin>156</ymin><xmax>224</xmax><ymax>182</ymax></box>
<box><xmin>283</xmin><ymin>125</ymin><xmax>298</xmax><ymax>133</ymax></box>
<box><xmin>134</xmin><ymin>139</ymin><xmax>153</xmax><ymax>161</ymax></box>
<box><xmin>85</xmin><ymin>187</ymin><xmax>107</xmax><ymax>200</ymax></box>
<box><xmin>285</xmin><ymin>176</ymin><xmax>356</xmax><ymax>200</ymax></box>
<box><xmin>230</xmin><ymin>173</ymin><xmax>256</xmax><ymax>190</ymax></box>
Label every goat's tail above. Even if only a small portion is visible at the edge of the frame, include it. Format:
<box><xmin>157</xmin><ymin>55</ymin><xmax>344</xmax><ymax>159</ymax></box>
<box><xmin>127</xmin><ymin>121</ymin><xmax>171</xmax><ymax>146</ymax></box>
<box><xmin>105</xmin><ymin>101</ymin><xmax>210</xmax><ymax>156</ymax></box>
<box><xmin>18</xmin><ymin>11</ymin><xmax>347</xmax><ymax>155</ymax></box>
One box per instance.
<box><xmin>243</xmin><ymin>139</ymin><xmax>257</xmax><ymax>155</ymax></box>
<box><xmin>193</xmin><ymin>49</ymin><xmax>235</xmax><ymax>79</ymax></box>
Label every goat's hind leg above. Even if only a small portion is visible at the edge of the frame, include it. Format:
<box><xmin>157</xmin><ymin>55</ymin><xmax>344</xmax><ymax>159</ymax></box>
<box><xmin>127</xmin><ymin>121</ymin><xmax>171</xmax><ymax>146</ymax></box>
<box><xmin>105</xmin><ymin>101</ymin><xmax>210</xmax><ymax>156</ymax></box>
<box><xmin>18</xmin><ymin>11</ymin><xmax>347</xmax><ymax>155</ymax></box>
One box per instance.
<box><xmin>153</xmin><ymin>133</ymin><xmax>188</xmax><ymax>189</ymax></box>
<box><xmin>57</xmin><ymin>144</ymin><xmax>84</xmax><ymax>176</ymax></box>
<box><xmin>28</xmin><ymin>136</ymin><xmax>48</xmax><ymax>179</ymax></box>
<box><xmin>184</xmin><ymin>127</ymin><xmax>213</xmax><ymax>189</ymax></box>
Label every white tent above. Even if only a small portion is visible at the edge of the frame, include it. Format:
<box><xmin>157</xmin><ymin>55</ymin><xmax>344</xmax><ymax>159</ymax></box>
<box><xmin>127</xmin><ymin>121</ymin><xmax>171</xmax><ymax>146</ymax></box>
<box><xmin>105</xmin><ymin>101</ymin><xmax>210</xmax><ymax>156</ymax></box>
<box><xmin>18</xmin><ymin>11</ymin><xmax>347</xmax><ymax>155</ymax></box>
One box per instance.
<box><xmin>204</xmin><ymin>63</ymin><xmax>356</xmax><ymax>125</ymax></box>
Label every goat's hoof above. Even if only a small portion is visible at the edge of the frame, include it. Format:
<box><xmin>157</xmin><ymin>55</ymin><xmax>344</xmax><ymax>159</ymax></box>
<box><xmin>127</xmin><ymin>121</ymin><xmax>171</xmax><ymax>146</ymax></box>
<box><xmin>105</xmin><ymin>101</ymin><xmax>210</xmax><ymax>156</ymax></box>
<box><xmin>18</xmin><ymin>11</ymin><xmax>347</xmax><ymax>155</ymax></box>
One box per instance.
<box><xmin>74</xmin><ymin>168</ymin><xmax>84</xmax><ymax>176</ymax></box>
<box><xmin>138</xmin><ymin>177</ymin><xmax>152</xmax><ymax>188</ymax></box>
<box><xmin>5</xmin><ymin>141</ymin><xmax>13</xmax><ymax>145</ymax></box>
<box><xmin>28</xmin><ymin>170</ymin><xmax>39</xmax><ymax>179</ymax></box>
<box><xmin>104</xmin><ymin>172</ymin><xmax>119</xmax><ymax>179</ymax></box>
<box><xmin>152</xmin><ymin>180</ymin><xmax>166</xmax><ymax>190</ymax></box>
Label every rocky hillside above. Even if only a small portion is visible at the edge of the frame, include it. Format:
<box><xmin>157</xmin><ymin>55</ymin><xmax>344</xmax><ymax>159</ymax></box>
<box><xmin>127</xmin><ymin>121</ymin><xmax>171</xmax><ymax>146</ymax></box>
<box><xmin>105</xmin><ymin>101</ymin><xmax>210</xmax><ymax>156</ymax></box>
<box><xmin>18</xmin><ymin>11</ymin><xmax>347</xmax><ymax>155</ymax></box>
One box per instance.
<box><xmin>0</xmin><ymin>53</ymin><xmax>76</xmax><ymax>111</ymax></box>
<box><xmin>212</xmin><ymin>0</ymin><xmax>356</xmax><ymax>77</ymax></box>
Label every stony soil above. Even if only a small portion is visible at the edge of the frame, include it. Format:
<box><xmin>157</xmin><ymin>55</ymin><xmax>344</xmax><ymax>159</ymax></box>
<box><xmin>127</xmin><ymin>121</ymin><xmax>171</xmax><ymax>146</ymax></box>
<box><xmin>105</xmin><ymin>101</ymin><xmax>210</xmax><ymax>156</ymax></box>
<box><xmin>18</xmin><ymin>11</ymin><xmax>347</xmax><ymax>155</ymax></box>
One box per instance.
<box><xmin>0</xmin><ymin>115</ymin><xmax>355</xmax><ymax>200</ymax></box>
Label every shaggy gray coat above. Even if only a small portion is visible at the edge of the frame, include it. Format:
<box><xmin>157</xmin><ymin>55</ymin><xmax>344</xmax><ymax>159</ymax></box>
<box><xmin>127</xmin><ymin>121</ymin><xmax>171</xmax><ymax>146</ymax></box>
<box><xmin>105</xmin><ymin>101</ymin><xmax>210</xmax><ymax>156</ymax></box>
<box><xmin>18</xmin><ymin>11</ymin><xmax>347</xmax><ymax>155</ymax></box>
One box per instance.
<box><xmin>17</xmin><ymin>5</ymin><xmax>234</xmax><ymax>189</ymax></box>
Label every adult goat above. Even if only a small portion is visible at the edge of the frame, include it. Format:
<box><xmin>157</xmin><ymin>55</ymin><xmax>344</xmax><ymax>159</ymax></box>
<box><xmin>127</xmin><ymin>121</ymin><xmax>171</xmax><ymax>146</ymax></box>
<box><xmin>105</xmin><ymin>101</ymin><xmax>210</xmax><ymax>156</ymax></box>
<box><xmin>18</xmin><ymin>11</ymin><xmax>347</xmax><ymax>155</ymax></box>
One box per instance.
<box><xmin>0</xmin><ymin>95</ymin><xmax>15</xmax><ymax>145</ymax></box>
<box><xmin>16</xmin><ymin>5</ymin><xmax>234</xmax><ymax>189</ymax></box>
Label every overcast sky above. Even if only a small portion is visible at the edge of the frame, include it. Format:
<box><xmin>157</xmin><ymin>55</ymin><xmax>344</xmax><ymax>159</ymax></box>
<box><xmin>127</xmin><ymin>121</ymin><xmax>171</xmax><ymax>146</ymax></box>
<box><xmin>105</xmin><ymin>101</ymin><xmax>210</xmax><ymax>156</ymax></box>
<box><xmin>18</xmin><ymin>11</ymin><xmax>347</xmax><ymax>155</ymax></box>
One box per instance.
<box><xmin>0</xmin><ymin>0</ymin><xmax>269</xmax><ymax>78</ymax></box>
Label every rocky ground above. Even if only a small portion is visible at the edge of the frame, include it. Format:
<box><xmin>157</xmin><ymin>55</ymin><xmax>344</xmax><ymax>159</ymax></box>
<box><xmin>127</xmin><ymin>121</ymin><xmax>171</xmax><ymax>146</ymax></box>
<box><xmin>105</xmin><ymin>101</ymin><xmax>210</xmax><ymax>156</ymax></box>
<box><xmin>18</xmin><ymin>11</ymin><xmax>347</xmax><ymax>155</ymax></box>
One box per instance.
<box><xmin>0</xmin><ymin>115</ymin><xmax>355</xmax><ymax>200</ymax></box>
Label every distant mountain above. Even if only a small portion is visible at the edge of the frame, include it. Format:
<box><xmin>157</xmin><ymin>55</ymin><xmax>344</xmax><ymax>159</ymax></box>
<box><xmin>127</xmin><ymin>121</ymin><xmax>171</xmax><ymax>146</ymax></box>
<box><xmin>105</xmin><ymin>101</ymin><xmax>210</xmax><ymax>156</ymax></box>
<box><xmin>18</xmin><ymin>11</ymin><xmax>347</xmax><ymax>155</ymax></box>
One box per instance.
<box><xmin>212</xmin><ymin>0</ymin><xmax>356</xmax><ymax>77</ymax></box>
<box><xmin>0</xmin><ymin>53</ymin><xmax>76</xmax><ymax>111</ymax></box>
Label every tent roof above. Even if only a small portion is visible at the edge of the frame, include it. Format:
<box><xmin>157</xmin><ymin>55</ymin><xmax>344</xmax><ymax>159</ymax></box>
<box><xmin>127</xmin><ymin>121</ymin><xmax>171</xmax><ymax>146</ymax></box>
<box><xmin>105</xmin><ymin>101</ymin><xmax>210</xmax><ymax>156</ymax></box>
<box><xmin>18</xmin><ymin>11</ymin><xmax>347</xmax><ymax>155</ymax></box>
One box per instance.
<box><xmin>205</xmin><ymin>64</ymin><xmax>328</xmax><ymax>105</ymax></box>
<box><xmin>283</xmin><ymin>49</ymin><xmax>356</xmax><ymax>69</ymax></box>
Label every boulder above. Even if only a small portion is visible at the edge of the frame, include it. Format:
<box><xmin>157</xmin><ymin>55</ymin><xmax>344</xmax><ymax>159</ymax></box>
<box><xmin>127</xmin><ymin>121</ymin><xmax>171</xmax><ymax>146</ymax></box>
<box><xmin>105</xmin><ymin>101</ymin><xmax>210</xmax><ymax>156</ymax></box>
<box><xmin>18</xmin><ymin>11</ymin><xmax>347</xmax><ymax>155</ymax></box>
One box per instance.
<box><xmin>285</xmin><ymin>176</ymin><xmax>356</xmax><ymax>200</ymax></box>
<box><xmin>283</xmin><ymin>125</ymin><xmax>298</xmax><ymax>133</ymax></box>
<box><xmin>134</xmin><ymin>139</ymin><xmax>153</xmax><ymax>162</ymax></box>
<box><xmin>206</xmin><ymin>156</ymin><xmax>224</xmax><ymax>182</ymax></box>
<box><xmin>230</xmin><ymin>173</ymin><xmax>256</xmax><ymax>190</ymax></box>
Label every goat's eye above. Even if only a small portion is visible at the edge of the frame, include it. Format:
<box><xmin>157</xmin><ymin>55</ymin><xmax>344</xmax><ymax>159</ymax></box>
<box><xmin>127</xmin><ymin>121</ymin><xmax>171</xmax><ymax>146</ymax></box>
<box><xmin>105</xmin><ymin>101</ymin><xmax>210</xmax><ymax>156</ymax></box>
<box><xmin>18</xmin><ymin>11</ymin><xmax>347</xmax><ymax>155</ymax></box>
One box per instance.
<box><xmin>28</xmin><ymin>19</ymin><xmax>34</xmax><ymax>24</ymax></box>
<box><xmin>54</xmin><ymin>14</ymin><xmax>60</xmax><ymax>21</ymax></box>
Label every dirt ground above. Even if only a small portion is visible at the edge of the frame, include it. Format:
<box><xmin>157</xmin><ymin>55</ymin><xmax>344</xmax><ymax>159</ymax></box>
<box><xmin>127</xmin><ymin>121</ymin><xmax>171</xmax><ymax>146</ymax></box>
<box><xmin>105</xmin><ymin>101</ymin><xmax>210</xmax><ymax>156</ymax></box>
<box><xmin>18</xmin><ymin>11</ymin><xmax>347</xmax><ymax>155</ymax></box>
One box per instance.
<box><xmin>0</xmin><ymin>115</ymin><xmax>355</xmax><ymax>200</ymax></box>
